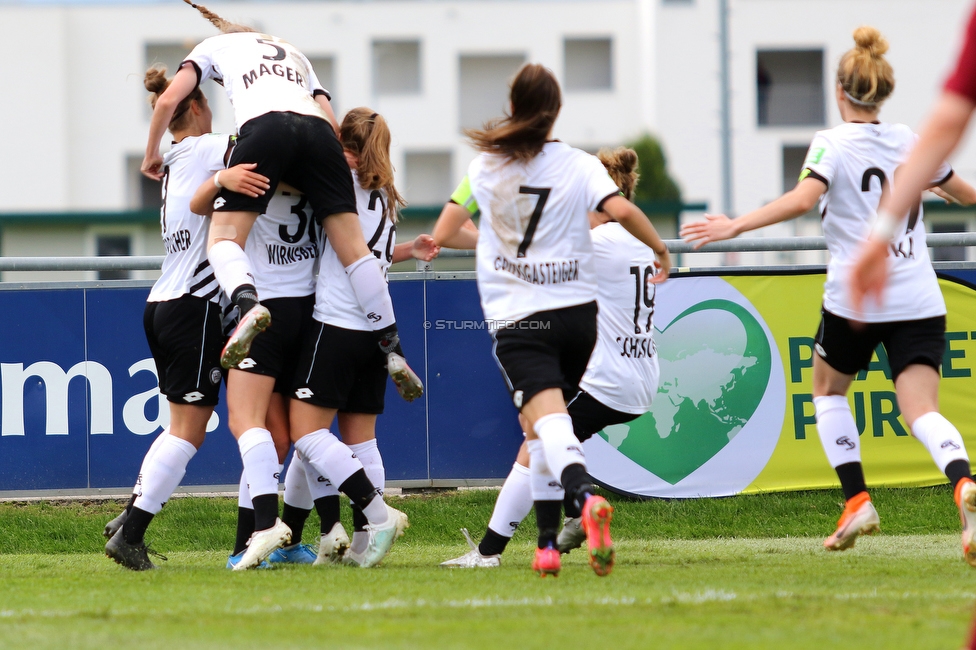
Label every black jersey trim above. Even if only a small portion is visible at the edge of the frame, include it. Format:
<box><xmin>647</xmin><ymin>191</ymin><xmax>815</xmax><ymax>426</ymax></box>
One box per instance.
<box><xmin>313</xmin><ymin>89</ymin><xmax>332</xmax><ymax>101</ymax></box>
<box><xmin>181</xmin><ymin>60</ymin><xmax>202</xmax><ymax>88</ymax></box>
<box><xmin>934</xmin><ymin>168</ymin><xmax>955</xmax><ymax>187</ymax></box>
<box><xmin>223</xmin><ymin>135</ymin><xmax>236</xmax><ymax>168</ymax></box>
<box><xmin>189</xmin><ymin>273</ymin><xmax>217</xmax><ymax>295</ymax></box>
<box><xmin>802</xmin><ymin>168</ymin><xmax>830</xmax><ymax>189</ymax></box>
<box><xmin>595</xmin><ymin>191</ymin><xmax>620</xmax><ymax>213</ymax></box>
<box><xmin>193</xmin><ymin>260</ymin><xmax>211</xmax><ymax>276</ymax></box>
<box><xmin>201</xmin><ymin>286</ymin><xmax>221</xmax><ymax>302</ymax></box>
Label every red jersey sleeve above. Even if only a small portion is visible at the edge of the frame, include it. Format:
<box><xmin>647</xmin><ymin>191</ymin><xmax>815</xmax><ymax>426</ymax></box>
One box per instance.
<box><xmin>945</xmin><ymin>4</ymin><xmax>976</xmax><ymax>102</ymax></box>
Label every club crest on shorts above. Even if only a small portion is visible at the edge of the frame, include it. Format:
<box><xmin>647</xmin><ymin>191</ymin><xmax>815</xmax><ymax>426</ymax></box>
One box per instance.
<box><xmin>210</xmin><ymin>367</ymin><xmax>222</xmax><ymax>384</ymax></box>
<box><xmin>513</xmin><ymin>390</ymin><xmax>524</xmax><ymax>408</ymax></box>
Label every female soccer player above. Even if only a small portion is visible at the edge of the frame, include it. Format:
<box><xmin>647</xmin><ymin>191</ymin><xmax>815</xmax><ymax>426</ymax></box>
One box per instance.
<box><xmin>681</xmin><ymin>27</ymin><xmax>976</xmax><ymax>563</ymax></box>
<box><xmin>432</xmin><ymin>64</ymin><xmax>669</xmax><ymax>577</ymax></box>
<box><xmin>141</xmin><ymin>1</ymin><xmax>422</xmax><ymax>566</ymax></box>
<box><xmin>104</xmin><ymin>66</ymin><xmax>270</xmax><ymax>571</ymax></box>
<box><xmin>290</xmin><ymin>108</ymin><xmax>436</xmax><ymax>567</ymax></box>
<box><xmin>440</xmin><ymin>147</ymin><xmax>668</xmax><ymax>572</ymax></box>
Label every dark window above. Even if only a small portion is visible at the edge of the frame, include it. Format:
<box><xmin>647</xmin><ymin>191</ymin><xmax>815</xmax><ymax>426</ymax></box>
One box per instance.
<box><xmin>757</xmin><ymin>50</ymin><xmax>824</xmax><ymax>127</ymax></box>
<box><xmin>97</xmin><ymin>235</ymin><xmax>131</xmax><ymax>280</ymax></box>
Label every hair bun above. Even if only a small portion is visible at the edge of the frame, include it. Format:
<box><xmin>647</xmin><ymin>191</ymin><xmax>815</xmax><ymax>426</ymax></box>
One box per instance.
<box><xmin>853</xmin><ymin>26</ymin><xmax>888</xmax><ymax>57</ymax></box>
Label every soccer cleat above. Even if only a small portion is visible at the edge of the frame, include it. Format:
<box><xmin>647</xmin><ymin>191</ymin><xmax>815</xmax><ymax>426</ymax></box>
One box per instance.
<box><xmin>232</xmin><ymin>518</ymin><xmax>292</xmax><ymax>571</ymax></box>
<box><xmin>556</xmin><ymin>516</ymin><xmax>585</xmax><ymax>554</ymax></box>
<box><xmin>314</xmin><ymin>522</ymin><xmax>351</xmax><ymax>566</ymax></box>
<box><xmin>105</xmin><ymin>529</ymin><xmax>165</xmax><ymax>571</ymax></box>
<box><xmin>387</xmin><ymin>352</ymin><xmax>424</xmax><ymax>402</ymax></box>
<box><xmin>532</xmin><ymin>543</ymin><xmax>561</xmax><ymax>577</ymax></box>
<box><xmin>268</xmin><ymin>543</ymin><xmax>317</xmax><ymax>565</ymax></box>
<box><xmin>359</xmin><ymin>504</ymin><xmax>409</xmax><ymax>568</ymax></box>
<box><xmin>823</xmin><ymin>491</ymin><xmax>880</xmax><ymax>551</ymax></box>
<box><xmin>221</xmin><ymin>304</ymin><xmax>271</xmax><ymax>369</ymax></box>
<box><xmin>955</xmin><ymin>478</ymin><xmax>976</xmax><ymax>567</ymax></box>
<box><xmin>341</xmin><ymin>548</ymin><xmax>366</xmax><ymax>567</ymax></box>
<box><xmin>226</xmin><ymin>550</ymin><xmax>270</xmax><ymax>570</ymax></box>
<box><xmin>582</xmin><ymin>495</ymin><xmax>615</xmax><ymax>576</ymax></box>
<box><xmin>440</xmin><ymin>528</ymin><xmax>501</xmax><ymax>568</ymax></box>
<box><xmin>103</xmin><ymin>509</ymin><xmax>129</xmax><ymax>539</ymax></box>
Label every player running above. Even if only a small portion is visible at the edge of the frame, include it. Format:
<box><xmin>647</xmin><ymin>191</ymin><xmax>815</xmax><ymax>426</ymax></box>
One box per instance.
<box><xmin>432</xmin><ymin>64</ymin><xmax>669</xmax><ymax>577</ymax></box>
<box><xmin>681</xmin><ymin>27</ymin><xmax>976</xmax><ymax>563</ymax></box>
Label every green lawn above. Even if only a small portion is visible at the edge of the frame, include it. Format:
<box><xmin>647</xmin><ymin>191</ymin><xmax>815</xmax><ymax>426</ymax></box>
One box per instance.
<box><xmin>0</xmin><ymin>488</ymin><xmax>973</xmax><ymax>649</ymax></box>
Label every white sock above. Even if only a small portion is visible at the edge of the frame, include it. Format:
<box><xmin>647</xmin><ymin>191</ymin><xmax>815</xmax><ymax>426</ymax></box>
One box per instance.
<box><xmin>284</xmin><ymin>452</ymin><xmax>314</xmax><ymax>510</ymax></box>
<box><xmin>814</xmin><ymin>395</ymin><xmax>862</xmax><ymax>468</ymax></box>
<box><xmin>237</xmin><ymin>470</ymin><xmax>252</xmax><ymax>509</ymax></box>
<box><xmin>912</xmin><ymin>411</ymin><xmax>970</xmax><ymax>473</ymax></box>
<box><xmin>361</xmin><ymin>494</ymin><xmax>389</xmax><ymax>525</ymax></box>
<box><xmin>293</xmin><ymin>429</ymin><xmax>365</xmax><ymax>488</ymax></box>
<box><xmin>488</xmin><ymin>462</ymin><xmax>534</xmax><ymax>537</ymax></box>
<box><xmin>350</xmin><ymin>531</ymin><xmax>368</xmax><ymax>554</ymax></box>
<box><xmin>308</xmin><ymin>469</ymin><xmax>340</xmax><ymax>501</ymax></box>
<box><xmin>133</xmin><ymin>427</ymin><xmax>169</xmax><ymax>496</ymax></box>
<box><xmin>345</xmin><ymin>254</ymin><xmax>396</xmax><ymax>331</ymax></box>
<box><xmin>527</xmin><ymin>438</ymin><xmax>565</xmax><ymax>502</ymax></box>
<box><xmin>349</xmin><ymin>439</ymin><xmax>385</xmax><ymax>496</ymax></box>
<box><xmin>209</xmin><ymin>240</ymin><xmax>257</xmax><ymax>301</ymax></box>
<box><xmin>132</xmin><ymin>434</ymin><xmax>196</xmax><ymax>514</ymax></box>
<box><xmin>535</xmin><ymin>413</ymin><xmax>585</xmax><ymax>480</ymax></box>
<box><xmin>237</xmin><ymin>427</ymin><xmax>279</xmax><ymax>498</ymax></box>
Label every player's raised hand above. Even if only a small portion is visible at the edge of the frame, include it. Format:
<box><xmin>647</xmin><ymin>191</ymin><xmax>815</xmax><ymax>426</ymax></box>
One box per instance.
<box><xmin>141</xmin><ymin>152</ymin><xmax>165</xmax><ymax>181</ymax></box>
<box><xmin>680</xmin><ymin>213</ymin><xmax>737</xmax><ymax>249</ymax></box>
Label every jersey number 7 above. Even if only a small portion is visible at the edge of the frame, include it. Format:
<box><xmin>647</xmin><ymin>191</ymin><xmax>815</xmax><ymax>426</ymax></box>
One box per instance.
<box><xmin>517</xmin><ymin>186</ymin><xmax>551</xmax><ymax>258</ymax></box>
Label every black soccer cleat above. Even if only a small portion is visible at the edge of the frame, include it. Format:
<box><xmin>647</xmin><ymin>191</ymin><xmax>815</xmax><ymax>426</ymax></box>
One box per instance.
<box><xmin>105</xmin><ymin>529</ymin><xmax>166</xmax><ymax>571</ymax></box>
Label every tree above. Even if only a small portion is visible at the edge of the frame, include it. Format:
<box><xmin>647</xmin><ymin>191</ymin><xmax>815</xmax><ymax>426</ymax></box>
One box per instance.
<box><xmin>626</xmin><ymin>133</ymin><xmax>682</xmax><ymax>204</ymax></box>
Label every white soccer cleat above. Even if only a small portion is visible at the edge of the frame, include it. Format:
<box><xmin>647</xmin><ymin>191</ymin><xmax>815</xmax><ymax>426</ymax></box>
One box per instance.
<box><xmin>956</xmin><ymin>478</ymin><xmax>976</xmax><ymax>567</ymax></box>
<box><xmin>440</xmin><ymin>528</ymin><xmax>500</xmax><ymax>568</ymax></box>
<box><xmin>359</xmin><ymin>504</ymin><xmax>409</xmax><ymax>568</ymax></box>
<box><xmin>232</xmin><ymin>518</ymin><xmax>292</xmax><ymax>571</ymax></box>
<box><xmin>221</xmin><ymin>304</ymin><xmax>271</xmax><ymax>370</ymax></box>
<box><xmin>314</xmin><ymin>522</ymin><xmax>351</xmax><ymax>566</ymax></box>
<box><xmin>387</xmin><ymin>352</ymin><xmax>424</xmax><ymax>402</ymax></box>
<box><xmin>556</xmin><ymin>516</ymin><xmax>586</xmax><ymax>554</ymax></box>
<box><xmin>824</xmin><ymin>492</ymin><xmax>880</xmax><ymax>551</ymax></box>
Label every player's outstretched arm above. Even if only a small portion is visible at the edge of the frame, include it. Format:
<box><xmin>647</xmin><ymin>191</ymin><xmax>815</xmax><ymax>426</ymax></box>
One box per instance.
<box><xmin>602</xmin><ymin>195</ymin><xmax>670</xmax><ymax>283</ymax></box>
<box><xmin>142</xmin><ymin>65</ymin><xmax>199</xmax><ymax>180</ymax></box>
<box><xmin>392</xmin><ymin>234</ymin><xmax>440</xmax><ymax>264</ymax></box>
<box><xmin>680</xmin><ymin>177</ymin><xmax>825</xmax><ymax>250</ymax></box>
<box><xmin>432</xmin><ymin>202</ymin><xmax>478</xmax><ymax>250</ymax></box>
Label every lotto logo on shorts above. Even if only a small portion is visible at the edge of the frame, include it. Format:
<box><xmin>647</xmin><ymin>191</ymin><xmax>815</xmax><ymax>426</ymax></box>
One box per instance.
<box><xmin>513</xmin><ymin>390</ymin><xmax>524</xmax><ymax>408</ymax></box>
<box><xmin>183</xmin><ymin>391</ymin><xmax>204</xmax><ymax>403</ymax></box>
<box><xmin>210</xmin><ymin>368</ymin><xmax>222</xmax><ymax>385</ymax></box>
<box><xmin>295</xmin><ymin>388</ymin><xmax>314</xmax><ymax>399</ymax></box>
<box><xmin>213</xmin><ymin>197</ymin><xmax>226</xmax><ymax>209</ymax></box>
<box><xmin>237</xmin><ymin>358</ymin><xmax>256</xmax><ymax>370</ymax></box>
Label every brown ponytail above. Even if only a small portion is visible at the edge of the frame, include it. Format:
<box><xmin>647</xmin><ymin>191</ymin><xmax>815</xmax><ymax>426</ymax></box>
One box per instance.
<box><xmin>145</xmin><ymin>65</ymin><xmax>204</xmax><ymax>133</ymax></box>
<box><xmin>466</xmin><ymin>63</ymin><xmax>561</xmax><ymax>163</ymax></box>
<box><xmin>837</xmin><ymin>26</ymin><xmax>894</xmax><ymax>107</ymax></box>
<box><xmin>340</xmin><ymin>107</ymin><xmax>406</xmax><ymax>223</ymax></box>
<box><xmin>183</xmin><ymin>0</ymin><xmax>255</xmax><ymax>33</ymax></box>
<box><xmin>597</xmin><ymin>147</ymin><xmax>640</xmax><ymax>201</ymax></box>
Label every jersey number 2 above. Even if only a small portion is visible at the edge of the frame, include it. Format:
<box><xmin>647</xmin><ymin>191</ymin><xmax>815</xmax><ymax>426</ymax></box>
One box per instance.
<box><xmin>517</xmin><ymin>186</ymin><xmax>551</xmax><ymax>258</ymax></box>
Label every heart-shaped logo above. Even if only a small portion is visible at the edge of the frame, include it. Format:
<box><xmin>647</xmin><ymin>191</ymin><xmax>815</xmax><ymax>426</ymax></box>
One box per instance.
<box><xmin>598</xmin><ymin>299</ymin><xmax>772</xmax><ymax>484</ymax></box>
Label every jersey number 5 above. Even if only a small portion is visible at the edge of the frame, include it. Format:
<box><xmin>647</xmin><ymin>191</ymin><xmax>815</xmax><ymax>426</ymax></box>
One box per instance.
<box><xmin>256</xmin><ymin>38</ymin><xmax>286</xmax><ymax>61</ymax></box>
<box><xmin>517</xmin><ymin>186</ymin><xmax>551</xmax><ymax>258</ymax></box>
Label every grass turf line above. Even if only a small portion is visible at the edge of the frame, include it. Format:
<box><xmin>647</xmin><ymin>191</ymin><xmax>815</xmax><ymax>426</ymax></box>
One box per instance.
<box><xmin>0</xmin><ymin>487</ymin><xmax>973</xmax><ymax>649</ymax></box>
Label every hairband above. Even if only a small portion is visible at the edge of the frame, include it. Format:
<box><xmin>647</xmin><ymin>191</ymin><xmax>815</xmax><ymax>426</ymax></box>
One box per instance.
<box><xmin>843</xmin><ymin>88</ymin><xmax>878</xmax><ymax>108</ymax></box>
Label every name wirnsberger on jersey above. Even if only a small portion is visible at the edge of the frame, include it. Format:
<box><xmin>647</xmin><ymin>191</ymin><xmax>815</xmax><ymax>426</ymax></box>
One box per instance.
<box><xmin>163</xmin><ymin>229</ymin><xmax>192</xmax><ymax>254</ymax></box>
<box><xmin>494</xmin><ymin>257</ymin><xmax>579</xmax><ymax>285</ymax></box>
<box><xmin>616</xmin><ymin>335</ymin><xmax>656</xmax><ymax>359</ymax></box>
<box><xmin>242</xmin><ymin>64</ymin><xmax>307</xmax><ymax>90</ymax></box>
<box><xmin>266</xmin><ymin>243</ymin><xmax>318</xmax><ymax>265</ymax></box>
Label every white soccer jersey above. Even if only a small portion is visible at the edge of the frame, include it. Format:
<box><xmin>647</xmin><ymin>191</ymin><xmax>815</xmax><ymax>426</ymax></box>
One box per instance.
<box><xmin>314</xmin><ymin>172</ymin><xmax>397</xmax><ymax>330</ymax></box>
<box><xmin>148</xmin><ymin>133</ymin><xmax>232</xmax><ymax>303</ymax></box>
<box><xmin>579</xmin><ymin>223</ymin><xmax>661</xmax><ymax>414</ymax></box>
<box><xmin>184</xmin><ymin>32</ymin><xmax>330</xmax><ymax>131</ymax></box>
<box><xmin>460</xmin><ymin>142</ymin><xmax>619</xmax><ymax>326</ymax></box>
<box><xmin>803</xmin><ymin>122</ymin><xmax>952</xmax><ymax>322</ymax></box>
<box><xmin>245</xmin><ymin>187</ymin><xmax>317</xmax><ymax>300</ymax></box>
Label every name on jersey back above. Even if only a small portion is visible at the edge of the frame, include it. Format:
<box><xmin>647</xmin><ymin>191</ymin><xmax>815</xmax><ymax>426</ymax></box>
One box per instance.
<box><xmin>242</xmin><ymin>64</ymin><xmax>307</xmax><ymax>91</ymax></box>
<box><xmin>266</xmin><ymin>242</ymin><xmax>317</xmax><ymax>265</ymax></box>
<box><xmin>494</xmin><ymin>256</ymin><xmax>580</xmax><ymax>286</ymax></box>
<box><xmin>163</xmin><ymin>229</ymin><xmax>192</xmax><ymax>255</ymax></box>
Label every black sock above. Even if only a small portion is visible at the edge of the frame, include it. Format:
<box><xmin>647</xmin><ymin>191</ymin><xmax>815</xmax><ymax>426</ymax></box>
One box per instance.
<box><xmin>281</xmin><ymin>503</ymin><xmax>311</xmax><ymax>545</ymax></box>
<box><xmin>231</xmin><ymin>284</ymin><xmax>259</xmax><ymax>316</ymax></box>
<box><xmin>352</xmin><ymin>504</ymin><xmax>368</xmax><ymax>532</ymax></box>
<box><xmin>339</xmin><ymin>469</ymin><xmax>381</xmax><ymax>512</ymax></box>
<box><xmin>376</xmin><ymin>324</ymin><xmax>404</xmax><ymax>357</ymax></box>
<box><xmin>314</xmin><ymin>495</ymin><xmax>341</xmax><ymax>534</ymax></box>
<box><xmin>233</xmin><ymin>507</ymin><xmax>255</xmax><ymax>555</ymax></box>
<box><xmin>835</xmin><ymin>462</ymin><xmax>868</xmax><ymax>501</ymax></box>
<box><xmin>946</xmin><ymin>459</ymin><xmax>973</xmax><ymax>490</ymax></box>
<box><xmin>534</xmin><ymin>500</ymin><xmax>562</xmax><ymax>549</ymax></box>
<box><xmin>123</xmin><ymin>493</ymin><xmax>137</xmax><ymax>515</ymax></box>
<box><xmin>252</xmin><ymin>494</ymin><xmax>279</xmax><ymax>532</ymax></box>
<box><xmin>479</xmin><ymin>528</ymin><xmax>511</xmax><ymax>556</ymax></box>
<box><xmin>122</xmin><ymin>507</ymin><xmax>154</xmax><ymax>545</ymax></box>
<box><xmin>560</xmin><ymin>463</ymin><xmax>594</xmax><ymax>515</ymax></box>
<box><xmin>563</xmin><ymin>492</ymin><xmax>582</xmax><ymax>519</ymax></box>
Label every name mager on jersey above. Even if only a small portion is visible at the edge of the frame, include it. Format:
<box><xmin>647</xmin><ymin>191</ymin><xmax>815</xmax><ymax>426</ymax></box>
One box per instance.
<box><xmin>149</xmin><ymin>133</ymin><xmax>232</xmax><ymax>303</ymax></box>
<box><xmin>803</xmin><ymin>122</ymin><xmax>952</xmax><ymax>322</ymax></box>
<box><xmin>579</xmin><ymin>223</ymin><xmax>660</xmax><ymax>415</ymax></box>
<box><xmin>185</xmin><ymin>32</ymin><xmax>330</xmax><ymax>131</ymax></box>
<box><xmin>314</xmin><ymin>172</ymin><xmax>397</xmax><ymax>331</ymax></box>
<box><xmin>245</xmin><ymin>188</ymin><xmax>317</xmax><ymax>300</ymax></box>
<box><xmin>469</xmin><ymin>142</ymin><xmax>619</xmax><ymax>325</ymax></box>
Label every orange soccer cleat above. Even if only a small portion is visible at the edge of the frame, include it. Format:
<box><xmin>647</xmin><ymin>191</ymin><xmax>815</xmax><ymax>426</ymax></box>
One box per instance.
<box><xmin>532</xmin><ymin>544</ymin><xmax>561</xmax><ymax>578</ymax></box>
<box><xmin>581</xmin><ymin>495</ymin><xmax>615</xmax><ymax>576</ymax></box>
<box><xmin>823</xmin><ymin>491</ymin><xmax>880</xmax><ymax>551</ymax></box>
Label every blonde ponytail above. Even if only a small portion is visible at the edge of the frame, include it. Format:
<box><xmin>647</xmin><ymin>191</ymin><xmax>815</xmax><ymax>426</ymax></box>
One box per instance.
<box><xmin>340</xmin><ymin>108</ymin><xmax>406</xmax><ymax>222</ymax></box>
<box><xmin>183</xmin><ymin>0</ymin><xmax>255</xmax><ymax>33</ymax></box>
<box><xmin>837</xmin><ymin>26</ymin><xmax>894</xmax><ymax>106</ymax></box>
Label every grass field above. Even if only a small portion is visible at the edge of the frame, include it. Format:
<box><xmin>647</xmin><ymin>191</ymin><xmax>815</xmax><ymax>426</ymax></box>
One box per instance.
<box><xmin>1</xmin><ymin>487</ymin><xmax>974</xmax><ymax>649</ymax></box>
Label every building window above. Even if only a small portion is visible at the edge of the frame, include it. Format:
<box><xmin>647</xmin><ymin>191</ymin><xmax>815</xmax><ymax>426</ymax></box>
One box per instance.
<box><xmin>459</xmin><ymin>55</ymin><xmax>526</xmax><ymax>131</ymax></box>
<box><xmin>96</xmin><ymin>235</ymin><xmax>132</xmax><ymax>281</ymax></box>
<box><xmin>932</xmin><ymin>222</ymin><xmax>967</xmax><ymax>262</ymax></box>
<box><xmin>126</xmin><ymin>155</ymin><xmax>162</xmax><ymax>212</ymax></box>
<box><xmin>144</xmin><ymin>43</ymin><xmax>224</xmax><ymax>123</ymax></box>
<box><xmin>307</xmin><ymin>56</ymin><xmax>337</xmax><ymax>111</ymax></box>
<box><xmin>757</xmin><ymin>50</ymin><xmax>824</xmax><ymax>127</ymax></box>
<box><xmin>404</xmin><ymin>152</ymin><xmax>453</xmax><ymax>206</ymax></box>
<box><xmin>372</xmin><ymin>40</ymin><xmax>421</xmax><ymax>95</ymax></box>
<box><xmin>564</xmin><ymin>38</ymin><xmax>613</xmax><ymax>91</ymax></box>
<box><xmin>782</xmin><ymin>145</ymin><xmax>810</xmax><ymax>193</ymax></box>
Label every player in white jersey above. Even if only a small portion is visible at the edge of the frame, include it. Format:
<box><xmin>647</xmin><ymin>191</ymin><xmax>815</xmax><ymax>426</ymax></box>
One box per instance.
<box><xmin>432</xmin><ymin>64</ymin><xmax>670</xmax><ymax>577</ymax></box>
<box><xmin>141</xmin><ymin>1</ymin><xmax>422</xmax><ymax>567</ymax></box>
<box><xmin>682</xmin><ymin>27</ymin><xmax>976</xmax><ymax>563</ymax></box>
<box><xmin>440</xmin><ymin>148</ymin><xmax>667</xmax><ymax>569</ymax></box>
<box><xmin>290</xmin><ymin>108</ymin><xmax>438</xmax><ymax>567</ymax></box>
<box><xmin>104</xmin><ymin>66</ymin><xmax>270</xmax><ymax>571</ymax></box>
